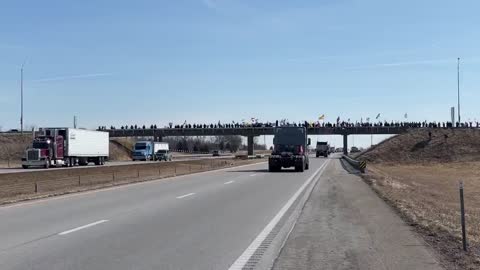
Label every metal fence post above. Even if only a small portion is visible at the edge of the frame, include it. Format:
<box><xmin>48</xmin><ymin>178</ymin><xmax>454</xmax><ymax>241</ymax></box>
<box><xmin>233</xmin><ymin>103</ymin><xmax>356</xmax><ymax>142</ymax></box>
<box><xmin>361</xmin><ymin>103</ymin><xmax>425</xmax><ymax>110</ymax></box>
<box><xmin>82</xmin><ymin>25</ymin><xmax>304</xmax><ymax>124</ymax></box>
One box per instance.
<box><xmin>459</xmin><ymin>181</ymin><xmax>467</xmax><ymax>251</ymax></box>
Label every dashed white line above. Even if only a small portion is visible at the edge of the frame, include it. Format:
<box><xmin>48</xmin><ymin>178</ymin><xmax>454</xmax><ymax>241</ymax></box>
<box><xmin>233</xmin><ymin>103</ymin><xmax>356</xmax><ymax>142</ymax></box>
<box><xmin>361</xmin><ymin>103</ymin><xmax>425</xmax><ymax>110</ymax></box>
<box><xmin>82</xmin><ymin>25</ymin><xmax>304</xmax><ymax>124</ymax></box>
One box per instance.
<box><xmin>58</xmin><ymin>220</ymin><xmax>109</xmax><ymax>236</ymax></box>
<box><xmin>176</xmin><ymin>193</ymin><xmax>196</xmax><ymax>199</ymax></box>
<box><xmin>249</xmin><ymin>173</ymin><xmax>258</xmax><ymax>177</ymax></box>
<box><xmin>224</xmin><ymin>180</ymin><xmax>235</xmax><ymax>185</ymax></box>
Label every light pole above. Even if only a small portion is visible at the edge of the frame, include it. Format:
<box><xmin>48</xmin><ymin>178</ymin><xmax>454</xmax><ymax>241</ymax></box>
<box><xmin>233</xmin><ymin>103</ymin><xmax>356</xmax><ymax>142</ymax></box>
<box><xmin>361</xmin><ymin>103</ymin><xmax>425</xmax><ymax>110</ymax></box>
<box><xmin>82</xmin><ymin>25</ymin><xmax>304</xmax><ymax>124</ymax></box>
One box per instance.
<box><xmin>457</xmin><ymin>57</ymin><xmax>461</xmax><ymax>124</ymax></box>
<box><xmin>20</xmin><ymin>61</ymin><xmax>26</xmax><ymax>134</ymax></box>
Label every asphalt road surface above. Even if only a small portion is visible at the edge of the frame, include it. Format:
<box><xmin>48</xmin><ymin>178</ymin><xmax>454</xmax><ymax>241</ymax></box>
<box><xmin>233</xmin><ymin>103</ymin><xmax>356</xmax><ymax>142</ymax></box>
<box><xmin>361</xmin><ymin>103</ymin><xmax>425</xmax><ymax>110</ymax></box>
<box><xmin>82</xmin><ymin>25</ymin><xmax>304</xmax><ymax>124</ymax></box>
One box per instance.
<box><xmin>0</xmin><ymin>157</ymin><xmax>327</xmax><ymax>270</ymax></box>
<box><xmin>0</xmin><ymin>157</ymin><xmax>442</xmax><ymax>270</ymax></box>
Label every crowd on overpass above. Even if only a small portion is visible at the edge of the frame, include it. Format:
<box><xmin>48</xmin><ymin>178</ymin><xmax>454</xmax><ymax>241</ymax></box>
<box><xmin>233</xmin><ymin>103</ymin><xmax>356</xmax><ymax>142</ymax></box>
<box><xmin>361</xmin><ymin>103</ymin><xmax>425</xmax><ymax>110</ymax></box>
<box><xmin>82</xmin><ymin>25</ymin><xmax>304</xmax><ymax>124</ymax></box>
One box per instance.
<box><xmin>98</xmin><ymin>120</ymin><xmax>480</xmax><ymax>131</ymax></box>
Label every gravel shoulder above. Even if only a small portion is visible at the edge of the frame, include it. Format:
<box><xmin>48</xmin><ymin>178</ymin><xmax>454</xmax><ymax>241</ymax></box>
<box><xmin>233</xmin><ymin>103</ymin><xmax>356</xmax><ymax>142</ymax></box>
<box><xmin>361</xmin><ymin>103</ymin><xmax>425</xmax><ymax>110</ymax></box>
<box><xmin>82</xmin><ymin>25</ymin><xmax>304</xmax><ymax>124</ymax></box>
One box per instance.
<box><xmin>273</xmin><ymin>158</ymin><xmax>444</xmax><ymax>270</ymax></box>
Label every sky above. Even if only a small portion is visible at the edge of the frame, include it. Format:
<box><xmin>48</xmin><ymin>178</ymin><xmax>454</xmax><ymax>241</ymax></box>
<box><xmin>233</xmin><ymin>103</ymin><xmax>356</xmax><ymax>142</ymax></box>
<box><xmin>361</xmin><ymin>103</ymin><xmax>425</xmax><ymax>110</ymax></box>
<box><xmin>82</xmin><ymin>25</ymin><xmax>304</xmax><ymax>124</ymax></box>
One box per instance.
<box><xmin>1</xmin><ymin>0</ymin><xmax>479</xmax><ymax>147</ymax></box>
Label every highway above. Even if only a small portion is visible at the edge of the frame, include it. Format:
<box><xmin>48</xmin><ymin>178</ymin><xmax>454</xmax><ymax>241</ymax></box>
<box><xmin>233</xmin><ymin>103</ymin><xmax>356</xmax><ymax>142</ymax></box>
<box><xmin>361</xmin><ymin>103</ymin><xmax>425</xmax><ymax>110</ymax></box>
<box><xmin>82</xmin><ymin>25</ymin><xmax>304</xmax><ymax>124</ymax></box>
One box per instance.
<box><xmin>0</xmin><ymin>157</ymin><xmax>327</xmax><ymax>270</ymax></box>
<box><xmin>0</xmin><ymin>156</ymin><xmax>442</xmax><ymax>270</ymax></box>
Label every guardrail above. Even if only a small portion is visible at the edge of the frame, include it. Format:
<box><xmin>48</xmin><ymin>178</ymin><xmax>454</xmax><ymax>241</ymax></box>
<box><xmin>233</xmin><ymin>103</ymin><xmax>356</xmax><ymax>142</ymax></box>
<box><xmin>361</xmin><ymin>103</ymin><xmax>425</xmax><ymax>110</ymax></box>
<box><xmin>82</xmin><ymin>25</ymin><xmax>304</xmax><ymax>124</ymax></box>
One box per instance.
<box><xmin>342</xmin><ymin>155</ymin><xmax>366</xmax><ymax>173</ymax></box>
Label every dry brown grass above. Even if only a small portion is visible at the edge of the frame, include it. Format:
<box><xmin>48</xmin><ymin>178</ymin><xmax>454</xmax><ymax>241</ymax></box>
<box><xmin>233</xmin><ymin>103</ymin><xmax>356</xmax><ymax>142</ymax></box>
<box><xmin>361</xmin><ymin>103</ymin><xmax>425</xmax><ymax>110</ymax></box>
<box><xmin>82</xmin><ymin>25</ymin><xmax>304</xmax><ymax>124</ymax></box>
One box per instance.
<box><xmin>357</xmin><ymin>129</ymin><xmax>480</xmax><ymax>269</ymax></box>
<box><xmin>359</xmin><ymin>129</ymin><xmax>480</xmax><ymax>164</ymax></box>
<box><xmin>365</xmin><ymin>162</ymin><xmax>480</xmax><ymax>269</ymax></box>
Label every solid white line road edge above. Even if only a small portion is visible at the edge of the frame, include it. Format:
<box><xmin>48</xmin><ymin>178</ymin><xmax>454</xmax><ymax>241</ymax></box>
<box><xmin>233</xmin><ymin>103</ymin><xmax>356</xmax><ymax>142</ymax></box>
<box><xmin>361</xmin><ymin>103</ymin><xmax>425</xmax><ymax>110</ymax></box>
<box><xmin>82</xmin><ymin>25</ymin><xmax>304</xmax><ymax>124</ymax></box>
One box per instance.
<box><xmin>224</xmin><ymin>181</ymin><xmax>235</xmax><ymax>185</ymax></box>
<box><xmin>58</xmin><ymin>220</ymin><xmax>109</xmax><ymax>236</ymax></box>
<box><xmin>176</xmin><ymin>192</ymin><xmax>196</xmax><ymax>199</ymax></box>
<box><xmin>228</xmin><ymin>160</ymin><xmax>329</xmax><ymax>270</ymax></box>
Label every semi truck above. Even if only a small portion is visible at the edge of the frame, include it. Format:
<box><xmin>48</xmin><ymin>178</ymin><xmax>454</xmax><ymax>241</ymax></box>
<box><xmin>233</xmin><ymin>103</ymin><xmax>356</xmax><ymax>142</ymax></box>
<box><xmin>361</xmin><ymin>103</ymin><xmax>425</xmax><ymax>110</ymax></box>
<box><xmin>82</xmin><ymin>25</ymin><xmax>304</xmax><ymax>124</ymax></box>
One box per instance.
<box><xmin>22</xmin><ymin>128</ymin><xmax>109</xmax><ymax>169</ymax></box>
<box><xmin>316</xmin><ymin>141</ymin><xmax>330</xmax><ymax>157</ymax></box>
<box><xmin>269</xmin><ymin>126</ymin><xmax>311</xmax><ymax>172</ymax></box>
<box><xmin>132</xmin><ymin>141</ymin><xmax>169</xmax><ymax>161</ymax></box>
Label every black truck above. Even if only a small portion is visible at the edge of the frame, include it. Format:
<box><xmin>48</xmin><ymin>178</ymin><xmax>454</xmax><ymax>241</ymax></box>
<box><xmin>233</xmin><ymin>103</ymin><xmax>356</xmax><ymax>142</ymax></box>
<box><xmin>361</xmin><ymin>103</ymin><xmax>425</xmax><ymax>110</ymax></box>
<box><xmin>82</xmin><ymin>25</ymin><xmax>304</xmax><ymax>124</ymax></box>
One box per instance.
<box><xmin>268</xmin><ymin>126</ymin><xmax>311</xmax><ymax>172</ymax></box>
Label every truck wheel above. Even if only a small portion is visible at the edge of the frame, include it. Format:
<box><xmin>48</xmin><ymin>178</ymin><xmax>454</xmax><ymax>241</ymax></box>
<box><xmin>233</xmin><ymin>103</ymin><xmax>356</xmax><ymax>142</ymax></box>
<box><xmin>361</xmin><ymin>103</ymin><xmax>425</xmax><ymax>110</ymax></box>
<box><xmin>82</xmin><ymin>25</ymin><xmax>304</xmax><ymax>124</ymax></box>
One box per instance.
<box><xmin>22</xmin><ymin>165</ymin><xmax>29</xmax><ymax>169</ymax></box>
<box><xmin>316</xmin><ymin>153</ymin><xmax>319</xmax><ymax>158</ymax></box>
<box><xmin>94</xmin><ymin>157</ymin><xmax>101</xmax><ymax>166</ymax></box>
<box><xmin>295</xmin><ymin>163</ymin><xmax>305</xmax><ymax>172</ymax></box>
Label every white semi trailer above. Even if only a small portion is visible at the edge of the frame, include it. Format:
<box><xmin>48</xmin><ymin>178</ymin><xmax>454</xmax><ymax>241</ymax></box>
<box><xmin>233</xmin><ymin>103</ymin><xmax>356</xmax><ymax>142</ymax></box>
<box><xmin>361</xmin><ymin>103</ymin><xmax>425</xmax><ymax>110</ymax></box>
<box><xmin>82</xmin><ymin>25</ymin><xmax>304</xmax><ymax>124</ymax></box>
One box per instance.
<box><xmin>22</xmin><ymin>128</ymin><xmax>109</xmax><ymax>169</ymax></box>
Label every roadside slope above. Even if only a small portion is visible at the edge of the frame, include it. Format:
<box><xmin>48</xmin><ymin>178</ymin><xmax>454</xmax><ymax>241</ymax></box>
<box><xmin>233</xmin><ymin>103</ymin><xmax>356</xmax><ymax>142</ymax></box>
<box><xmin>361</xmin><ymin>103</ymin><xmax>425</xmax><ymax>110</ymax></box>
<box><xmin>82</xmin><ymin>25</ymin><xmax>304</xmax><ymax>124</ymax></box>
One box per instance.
<box><xmin>359</xmin><ymin>128</ymin><xmax>480</xmax><ymax>269</ymax></box>
<box><xmin>358</xmin><ymin>128</ymin><xmax>480</xmax><ymax>164</ymax></box>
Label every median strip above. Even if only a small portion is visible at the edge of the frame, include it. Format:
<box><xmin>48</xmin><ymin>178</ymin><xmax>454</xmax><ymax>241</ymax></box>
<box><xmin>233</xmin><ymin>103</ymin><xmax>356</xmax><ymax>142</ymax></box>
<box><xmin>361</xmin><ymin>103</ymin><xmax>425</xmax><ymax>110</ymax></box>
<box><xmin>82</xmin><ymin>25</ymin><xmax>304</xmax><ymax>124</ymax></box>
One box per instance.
<box><xmin>58</xmin><ymin>220</ymin><xmax>109</xmax><ymax>236</ymax></box>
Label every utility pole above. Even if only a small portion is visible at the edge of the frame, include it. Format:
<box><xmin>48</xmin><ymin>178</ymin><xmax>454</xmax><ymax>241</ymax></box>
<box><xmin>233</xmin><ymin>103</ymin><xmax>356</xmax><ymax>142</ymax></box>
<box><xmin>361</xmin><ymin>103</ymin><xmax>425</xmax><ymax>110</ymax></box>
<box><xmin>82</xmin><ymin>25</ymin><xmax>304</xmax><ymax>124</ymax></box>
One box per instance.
<box><xmin>20</xmin><ymin>61</ymin><xmax>25</xmax><ymax>134</ymax></box>
<box><xmin>457</xmin><ymin>57</ymin><xmax>461</xmax><ymax>124</ymax></box>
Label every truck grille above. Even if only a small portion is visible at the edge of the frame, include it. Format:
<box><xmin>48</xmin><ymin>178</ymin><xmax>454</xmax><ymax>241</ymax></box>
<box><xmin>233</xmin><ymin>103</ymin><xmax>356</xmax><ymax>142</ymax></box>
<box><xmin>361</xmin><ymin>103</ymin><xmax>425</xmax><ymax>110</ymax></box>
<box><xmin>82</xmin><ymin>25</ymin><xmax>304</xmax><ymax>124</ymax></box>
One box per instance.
<box><xmin>27</xmin><ymin>150</ymin><xmax>40</xmax><ymax>161</ymax></box>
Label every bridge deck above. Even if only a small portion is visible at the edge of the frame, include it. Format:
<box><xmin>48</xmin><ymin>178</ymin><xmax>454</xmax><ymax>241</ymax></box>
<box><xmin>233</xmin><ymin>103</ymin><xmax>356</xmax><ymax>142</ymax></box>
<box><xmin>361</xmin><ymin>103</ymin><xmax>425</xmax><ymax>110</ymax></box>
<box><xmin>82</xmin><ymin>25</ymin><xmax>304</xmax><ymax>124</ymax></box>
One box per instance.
<box><xmin>107</xmin><ymin>126</ymin><xmax>409</xmax><ymax>137</ymax></box>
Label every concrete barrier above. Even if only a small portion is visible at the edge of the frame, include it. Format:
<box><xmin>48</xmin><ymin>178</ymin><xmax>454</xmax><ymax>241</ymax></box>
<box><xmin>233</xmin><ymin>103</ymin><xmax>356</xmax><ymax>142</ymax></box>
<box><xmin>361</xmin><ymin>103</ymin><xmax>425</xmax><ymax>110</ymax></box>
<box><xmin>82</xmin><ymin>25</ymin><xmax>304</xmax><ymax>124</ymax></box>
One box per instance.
<box><xmin>342</xmin><ymin>155</ymin><xmax>366</xmax><ymax>173</ymax></box>
<box><xmin>0</xmin><ymin>158</ymin><xmax>262</xmax><ymax>204</ymax></box>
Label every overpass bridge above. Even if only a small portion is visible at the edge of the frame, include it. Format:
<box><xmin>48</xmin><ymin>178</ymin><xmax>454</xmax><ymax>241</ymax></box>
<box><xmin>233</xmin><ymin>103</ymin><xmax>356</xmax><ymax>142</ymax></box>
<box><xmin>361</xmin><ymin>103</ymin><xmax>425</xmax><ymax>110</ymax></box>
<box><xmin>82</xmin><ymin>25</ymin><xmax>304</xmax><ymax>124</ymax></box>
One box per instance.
<box><xmin>107</xmin><ymin>126</ymin><xmax>408</xmax><ymax>155</ymax></box>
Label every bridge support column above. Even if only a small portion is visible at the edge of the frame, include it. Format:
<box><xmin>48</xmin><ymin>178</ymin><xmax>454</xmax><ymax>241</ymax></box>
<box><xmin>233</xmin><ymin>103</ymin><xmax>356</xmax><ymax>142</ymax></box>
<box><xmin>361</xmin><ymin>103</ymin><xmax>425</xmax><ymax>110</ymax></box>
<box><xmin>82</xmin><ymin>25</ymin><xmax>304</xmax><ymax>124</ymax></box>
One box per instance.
<box><xmin>247</xmin><ymin>136</ymin><xmax>254</xmax><ymax>156</ymax></box>
<box><xmin>343</xmin><ymin>134</ymin><xmax>348</xmax><ymax>155</ymax></box>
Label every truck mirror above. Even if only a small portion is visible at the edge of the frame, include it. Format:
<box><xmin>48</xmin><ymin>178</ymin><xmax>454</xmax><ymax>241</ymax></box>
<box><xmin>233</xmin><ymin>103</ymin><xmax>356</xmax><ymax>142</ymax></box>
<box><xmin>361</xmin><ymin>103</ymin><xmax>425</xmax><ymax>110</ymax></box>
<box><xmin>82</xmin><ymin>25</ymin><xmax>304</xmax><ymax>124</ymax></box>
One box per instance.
<box><xmin>307</xmin><ymin>138</ymin><xmax>311</xmax><ymax>145</ymax></box>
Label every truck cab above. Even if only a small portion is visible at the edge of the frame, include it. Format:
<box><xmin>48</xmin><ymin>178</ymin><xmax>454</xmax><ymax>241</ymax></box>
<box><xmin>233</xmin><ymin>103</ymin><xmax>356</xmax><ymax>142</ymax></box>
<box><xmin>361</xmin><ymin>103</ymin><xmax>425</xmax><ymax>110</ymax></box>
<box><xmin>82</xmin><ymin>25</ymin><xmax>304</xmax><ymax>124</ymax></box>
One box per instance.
<box><xmin>132</xmin><ymin>141</ymin><xmax>154</xmax><ymax>161</ymax></box>
<box><xmin>316</xmin><ymin>141</ymin><xmax>329</xmax><ymax>157</ymax></box>
<box><xmin>22</xmin><ymin>132</ymin><xmax>65</xmax><ymax>168</ymax></box>
<box><xmin>269</xmin><ymin>127</ymin><xmax>310</xmax><ymax>172</ymax></box>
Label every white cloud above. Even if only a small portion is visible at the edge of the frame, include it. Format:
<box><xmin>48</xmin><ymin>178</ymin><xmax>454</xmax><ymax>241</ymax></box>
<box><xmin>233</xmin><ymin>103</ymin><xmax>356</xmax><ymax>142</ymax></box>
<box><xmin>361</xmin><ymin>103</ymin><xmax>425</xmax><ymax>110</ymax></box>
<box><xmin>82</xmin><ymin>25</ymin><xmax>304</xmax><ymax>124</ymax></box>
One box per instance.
<box><xmin>346</xmin><ymin>59</ymin><xmax>453</xmax><ymax>70</ymax></box>
<box><xmin>33</xmin><ymin>73</ymin><xmax>112</xmax><ymax>82</ymax></box>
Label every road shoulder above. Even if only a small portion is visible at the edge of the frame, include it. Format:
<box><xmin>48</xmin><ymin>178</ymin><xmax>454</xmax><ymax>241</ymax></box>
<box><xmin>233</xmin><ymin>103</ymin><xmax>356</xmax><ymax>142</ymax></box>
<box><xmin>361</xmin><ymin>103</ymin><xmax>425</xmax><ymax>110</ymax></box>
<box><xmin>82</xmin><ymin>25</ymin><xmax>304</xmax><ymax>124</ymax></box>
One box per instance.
<box><xmin>273</xmin><ymin>158</ymin><xmax>444</xmax><ymax>270</ymax></box>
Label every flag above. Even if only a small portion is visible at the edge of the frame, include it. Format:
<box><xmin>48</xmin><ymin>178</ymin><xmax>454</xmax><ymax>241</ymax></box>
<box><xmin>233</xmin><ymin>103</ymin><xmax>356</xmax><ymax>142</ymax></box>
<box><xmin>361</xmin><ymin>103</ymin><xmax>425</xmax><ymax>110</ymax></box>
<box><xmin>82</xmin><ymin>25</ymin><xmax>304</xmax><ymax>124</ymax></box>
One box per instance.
<box><xmin>404</xmin><ymin>113</ymin><xmax>408</xmax><ymax>119</ymax></box>
<box><xmin>336</xmin><ymin>116</ymin><xmax>340</xmax><ymax>123</ymax></box>
<box><xmin>376</xmin><ymin>113</ymin><xmax>381</xmax><ymax>119</ymax></box>
<box><xmin>318</xmin><ymin>114</ymin><xmax>325</xmax><ymax>120</ymax></box>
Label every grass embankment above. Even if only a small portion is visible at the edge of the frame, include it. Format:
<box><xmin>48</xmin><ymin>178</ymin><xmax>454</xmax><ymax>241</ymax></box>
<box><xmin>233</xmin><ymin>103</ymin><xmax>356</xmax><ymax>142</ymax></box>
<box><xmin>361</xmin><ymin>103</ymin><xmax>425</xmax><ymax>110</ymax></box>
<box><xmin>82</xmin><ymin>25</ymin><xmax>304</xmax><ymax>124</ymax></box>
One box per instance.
<box><xmin>358</xmin><ymin>129</ymin><xmax>480</xmax><ymax>269</ymax></box>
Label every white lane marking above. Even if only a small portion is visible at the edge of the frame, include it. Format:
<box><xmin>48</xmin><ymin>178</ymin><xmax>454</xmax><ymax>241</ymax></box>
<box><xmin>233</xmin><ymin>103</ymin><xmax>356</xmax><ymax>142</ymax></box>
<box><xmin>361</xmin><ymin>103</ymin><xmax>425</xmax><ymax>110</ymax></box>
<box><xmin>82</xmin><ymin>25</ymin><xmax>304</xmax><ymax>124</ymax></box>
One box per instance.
<box><xmin>249</xmin><ymin>173</ymin><xmax>258</xmax><ymax>177</ymax></box>
<box><xmin>228</xmin><ymin>160</ymin><xmax>329</xmax><ymax>270</ymax></box>
<box><xmin>176</xmin><ymin>192</ymin><xmax>195</xmax><ymax>199</ymax></box>
<box><xmin>224</xmin><ymin>180</ymin><xmax>235</xmax><ymax>185</ymax></box>
<box><xmin>58</xmin><ymin>220</ymin><xmax>109</xmax><ymax>236</ymax></box>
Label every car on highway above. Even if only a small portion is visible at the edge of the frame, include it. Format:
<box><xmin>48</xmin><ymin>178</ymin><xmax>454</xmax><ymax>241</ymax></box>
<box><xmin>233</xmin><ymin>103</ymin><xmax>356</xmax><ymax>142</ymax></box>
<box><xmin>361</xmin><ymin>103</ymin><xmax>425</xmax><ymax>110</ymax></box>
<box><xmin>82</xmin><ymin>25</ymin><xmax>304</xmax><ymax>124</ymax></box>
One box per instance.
<box><xmin>155</xmin><ymin>149</ymin><xmax>172</xmax><ymax>161</ymax></box>
<box><xmin>350</xmin><ymin>146</ymin><xmax>360</xmax><ymax>153</ymax></box>
<box><xmin>212</xmin><ymin>150</ymin><xmax>220</xmax><ymax>156</ymax></box>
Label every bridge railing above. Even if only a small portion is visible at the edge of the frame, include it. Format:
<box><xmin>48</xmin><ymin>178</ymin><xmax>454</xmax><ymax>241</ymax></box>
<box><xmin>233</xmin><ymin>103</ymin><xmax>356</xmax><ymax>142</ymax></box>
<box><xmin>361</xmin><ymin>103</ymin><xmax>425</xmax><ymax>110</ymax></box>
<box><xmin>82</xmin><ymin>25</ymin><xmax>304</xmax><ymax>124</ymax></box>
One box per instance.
<box><xmin>107</xmin><ymin>126</ymin><xmax>410</xmax><ymax>137</ymax></box>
